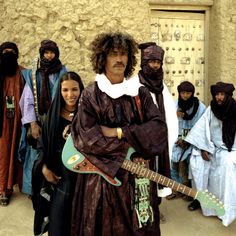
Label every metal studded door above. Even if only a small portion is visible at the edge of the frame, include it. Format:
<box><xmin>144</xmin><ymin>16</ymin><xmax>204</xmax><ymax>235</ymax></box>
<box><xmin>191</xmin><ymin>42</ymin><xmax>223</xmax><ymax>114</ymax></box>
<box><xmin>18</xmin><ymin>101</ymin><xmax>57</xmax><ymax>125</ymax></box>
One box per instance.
<box><xmin>150</xmin><ymin>11</ymin><xmax>205</xmax><ymax>102</ymax></box>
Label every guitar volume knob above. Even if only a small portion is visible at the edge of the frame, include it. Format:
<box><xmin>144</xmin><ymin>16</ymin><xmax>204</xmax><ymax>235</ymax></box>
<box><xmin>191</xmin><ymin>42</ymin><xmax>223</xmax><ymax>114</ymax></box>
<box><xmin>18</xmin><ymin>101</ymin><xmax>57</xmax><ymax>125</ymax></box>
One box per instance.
<box><xmin>74</xmin><ymin>165</ymin><xmax>80</xmax><ymax>170</ymax></box>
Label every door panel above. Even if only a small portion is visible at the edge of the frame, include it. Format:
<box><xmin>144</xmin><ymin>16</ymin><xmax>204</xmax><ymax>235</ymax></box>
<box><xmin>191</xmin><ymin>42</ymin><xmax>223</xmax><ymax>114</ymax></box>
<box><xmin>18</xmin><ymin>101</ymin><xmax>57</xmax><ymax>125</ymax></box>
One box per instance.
<box><xmin>151</xmin><ymin>11</ymin><xmax>205</xmax><ymax>102</ymax></box>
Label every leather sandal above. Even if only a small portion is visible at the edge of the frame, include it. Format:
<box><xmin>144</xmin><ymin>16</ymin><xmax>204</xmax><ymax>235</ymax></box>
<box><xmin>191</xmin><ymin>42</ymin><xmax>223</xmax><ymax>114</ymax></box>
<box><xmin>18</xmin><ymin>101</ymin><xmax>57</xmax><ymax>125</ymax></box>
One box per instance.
<box><xmin>188</xmin><ymin>199</ymin><xmax>200</xmax><ymax>211</ymax></box>
<box><xmin>0</xmin><ymin>195</ymin><xmax>9</xmax><ymax>206</ymax></box>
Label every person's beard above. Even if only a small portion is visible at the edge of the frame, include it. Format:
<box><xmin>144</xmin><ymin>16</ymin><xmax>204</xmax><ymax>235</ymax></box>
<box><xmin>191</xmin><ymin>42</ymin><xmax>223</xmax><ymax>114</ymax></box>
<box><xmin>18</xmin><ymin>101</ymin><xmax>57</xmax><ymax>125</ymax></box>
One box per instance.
<box><xmin>0</xmin><ymin>52</ymin><xmax>18</xmax><ymax>76</ymax></box>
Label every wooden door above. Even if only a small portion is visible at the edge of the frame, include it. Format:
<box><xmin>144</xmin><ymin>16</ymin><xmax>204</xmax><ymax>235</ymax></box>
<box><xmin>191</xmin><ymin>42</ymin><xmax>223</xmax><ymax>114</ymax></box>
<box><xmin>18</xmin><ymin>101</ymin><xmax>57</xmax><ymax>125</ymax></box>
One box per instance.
<box><xmin>151</xmin><ymin>10</ymin><xmax>205</xmax><ymax>102</ymax></box>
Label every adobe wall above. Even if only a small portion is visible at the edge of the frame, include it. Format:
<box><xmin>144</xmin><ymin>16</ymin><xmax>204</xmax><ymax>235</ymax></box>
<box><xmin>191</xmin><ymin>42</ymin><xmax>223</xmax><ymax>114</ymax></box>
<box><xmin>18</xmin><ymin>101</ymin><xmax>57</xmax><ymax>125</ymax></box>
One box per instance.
<box><xmin>208</xmin><ymin>0</ymin><xmax>236</xmax><ymax>86</ymax></box>
<box><xmin>0</xmin><ymin>0</ymin><xmax>151</xmax><ymax>85</ymax></box>
<box><xmin>1</xmin><ymin>0</ymin><xmax>235</xmax><ymax>90</ymax></box>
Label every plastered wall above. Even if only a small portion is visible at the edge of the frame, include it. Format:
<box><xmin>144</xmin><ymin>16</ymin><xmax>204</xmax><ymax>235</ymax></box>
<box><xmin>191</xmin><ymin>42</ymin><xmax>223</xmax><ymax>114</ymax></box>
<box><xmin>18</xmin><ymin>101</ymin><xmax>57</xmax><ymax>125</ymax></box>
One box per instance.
<box><xmin>0</xmin><ymin>0</ymin><xmax>151</xmax><ymax>85</ymax></box>
<box><xmin>0</xmin><ymin>0</ymin><xmax>236</xmax><ymax>91</ymax></box>
<box><xmin>208</xmin><ymin>0</ymin><xmax>236</xmax><ymax>87</ymax></box>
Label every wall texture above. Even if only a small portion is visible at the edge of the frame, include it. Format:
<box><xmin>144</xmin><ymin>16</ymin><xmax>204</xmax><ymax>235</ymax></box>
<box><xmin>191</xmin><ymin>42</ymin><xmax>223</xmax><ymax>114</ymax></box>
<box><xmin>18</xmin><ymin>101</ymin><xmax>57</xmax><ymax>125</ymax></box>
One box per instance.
<box><xmin>208</xmin><ymin>0</ymin><xmax>236</xmax><ymax>86</ymax></box>
<box><xmin>0</xmin><ymin>0</ymin><xmax>151</xmax><ymax>85</ymax></box>
<box><xmin>0</xmin><ymin>0</ymin><xmax>236</xmax><ymax>91</ymax></box>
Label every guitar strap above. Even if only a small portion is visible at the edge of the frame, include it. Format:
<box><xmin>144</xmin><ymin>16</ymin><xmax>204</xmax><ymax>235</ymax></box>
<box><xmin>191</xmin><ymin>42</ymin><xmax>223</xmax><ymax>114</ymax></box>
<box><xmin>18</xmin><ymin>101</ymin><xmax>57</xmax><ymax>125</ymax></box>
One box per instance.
<box><xmin>133</xmin><ymin>95</ymin><xmax>154</xmax><ymax>228</ymax></box>
<box><xmin>26</xmin><ymin>58</ymin><xmax>45</xmax><ymax>148</ymax></box>
<box><xmin>31</xmin><ymin>57</ymin><xmax>46</xmax><ymax>124</ymax></box>
<box><xmin>31</xmin><ymin>57</ymin><xmax>40</xmax><ymax>121</ymax></box>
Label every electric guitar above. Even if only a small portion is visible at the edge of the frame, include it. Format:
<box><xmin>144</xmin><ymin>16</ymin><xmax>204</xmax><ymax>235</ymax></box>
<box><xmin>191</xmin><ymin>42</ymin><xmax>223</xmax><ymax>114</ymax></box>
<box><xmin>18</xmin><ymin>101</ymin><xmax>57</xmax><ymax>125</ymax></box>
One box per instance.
<box><xmin>62</xmin><ymin>134</ymin><xmax>225</xmax><ymax>217</ymax></box>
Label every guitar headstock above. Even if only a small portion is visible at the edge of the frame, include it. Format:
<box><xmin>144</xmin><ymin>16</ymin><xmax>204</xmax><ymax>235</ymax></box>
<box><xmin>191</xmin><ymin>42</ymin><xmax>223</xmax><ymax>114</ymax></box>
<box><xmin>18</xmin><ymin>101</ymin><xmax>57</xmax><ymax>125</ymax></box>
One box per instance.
<box><xmin>196</xmin><ymin>189</ymin><xmax>225</xmax><ymax>216</ymax></box>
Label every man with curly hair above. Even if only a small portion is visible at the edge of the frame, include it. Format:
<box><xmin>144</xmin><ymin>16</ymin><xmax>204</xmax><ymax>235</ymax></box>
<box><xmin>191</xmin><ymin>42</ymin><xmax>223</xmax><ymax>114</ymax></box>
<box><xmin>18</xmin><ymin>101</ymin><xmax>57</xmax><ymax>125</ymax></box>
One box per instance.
<box><xmin>70</xmin><ymin>32</ymin><xmax>168</xmax><ymax>235</ymax></box>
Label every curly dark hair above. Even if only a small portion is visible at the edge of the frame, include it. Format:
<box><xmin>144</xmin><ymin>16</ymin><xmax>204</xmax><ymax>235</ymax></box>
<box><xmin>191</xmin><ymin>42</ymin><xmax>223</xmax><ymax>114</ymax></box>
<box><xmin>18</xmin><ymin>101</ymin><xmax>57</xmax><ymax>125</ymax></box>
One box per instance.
<box><xmin>90</xmin><ymin>32</ymin><xmax>138</xmax><ymax>78</ymax></box>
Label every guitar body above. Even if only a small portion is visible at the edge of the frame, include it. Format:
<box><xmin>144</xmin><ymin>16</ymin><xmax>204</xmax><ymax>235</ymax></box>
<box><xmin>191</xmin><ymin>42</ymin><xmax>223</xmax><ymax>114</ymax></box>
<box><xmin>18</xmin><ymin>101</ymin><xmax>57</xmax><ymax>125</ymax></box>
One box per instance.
<box><xmin>62</xmin><ymin>134</ymin><xmax>225</xmax><ymax>217</ymax></box>
<box><xmin>62</xmin><ymin>134</ymin><xmax>136</xmax><ymax>186</ymax></box>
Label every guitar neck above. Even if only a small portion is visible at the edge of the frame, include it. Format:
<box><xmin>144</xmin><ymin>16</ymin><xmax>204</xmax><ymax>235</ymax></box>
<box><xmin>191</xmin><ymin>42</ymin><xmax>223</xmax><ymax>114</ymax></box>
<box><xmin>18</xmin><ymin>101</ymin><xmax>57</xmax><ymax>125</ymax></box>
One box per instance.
<box><xmin>122</xmin><ymin>159</ymin><xmax>197</xmax><ymax>198</ymax></box>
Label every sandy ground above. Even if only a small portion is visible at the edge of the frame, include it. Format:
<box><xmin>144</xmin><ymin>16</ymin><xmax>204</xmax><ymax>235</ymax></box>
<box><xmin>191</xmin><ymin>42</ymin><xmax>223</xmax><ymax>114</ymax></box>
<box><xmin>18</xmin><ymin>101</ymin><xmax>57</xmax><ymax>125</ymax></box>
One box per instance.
<box><xmin>0</xmin><ymin>186</ymin><xmax>236</xmax><ymax>236</ymax></box>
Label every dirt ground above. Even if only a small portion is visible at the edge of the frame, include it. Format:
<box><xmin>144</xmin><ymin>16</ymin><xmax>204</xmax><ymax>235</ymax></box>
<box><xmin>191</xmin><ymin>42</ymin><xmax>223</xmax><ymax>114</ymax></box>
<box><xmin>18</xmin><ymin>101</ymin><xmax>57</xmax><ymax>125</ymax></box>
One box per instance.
<box><xmin>0</xmin><ymin>186</ymin><xmax>236</xmax><ymax>236</ymax></box>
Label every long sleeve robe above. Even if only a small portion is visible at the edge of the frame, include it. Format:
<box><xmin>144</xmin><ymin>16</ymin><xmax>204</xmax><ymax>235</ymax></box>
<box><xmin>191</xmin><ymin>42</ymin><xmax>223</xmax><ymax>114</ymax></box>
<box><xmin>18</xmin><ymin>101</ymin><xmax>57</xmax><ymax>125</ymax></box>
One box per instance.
<box><xmin>0</xmin><ymin>66</ymin><xmax>25</xmax><ymax>196</ymax></box>
<box><xmin>18</xmin><ymin>66</ymin><xmax>67</xmax><ymax>195</ymax></box>
<box><xmin>172</xmin><ymin>100</ymin><xmax>206</xmax><ymax>163</ymax></box>
<box><xmin>71</xmin><ymin>81</ymin><xmax>168</xmax><ymax>236</ymax></box>
<box><xmin>185</xmin><ymin>106</ymin><xmax>236</xmax><ymax>226</ymax></box>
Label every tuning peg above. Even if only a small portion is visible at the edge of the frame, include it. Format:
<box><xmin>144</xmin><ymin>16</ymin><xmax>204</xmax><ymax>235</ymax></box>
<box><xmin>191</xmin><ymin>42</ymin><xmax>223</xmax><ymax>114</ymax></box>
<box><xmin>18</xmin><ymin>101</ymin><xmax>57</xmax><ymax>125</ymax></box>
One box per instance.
<box><xmin>218</xmin><ymin>204</ymin><xmax>224</xmax><ymax>209</ymax></box>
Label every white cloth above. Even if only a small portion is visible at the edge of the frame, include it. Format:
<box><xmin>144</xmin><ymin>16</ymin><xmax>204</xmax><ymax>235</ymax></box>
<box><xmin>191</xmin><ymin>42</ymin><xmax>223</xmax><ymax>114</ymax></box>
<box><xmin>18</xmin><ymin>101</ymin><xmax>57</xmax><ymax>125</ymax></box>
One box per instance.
<box><xmin>157</xmin><ymin>187</ymin><xmax>172</xmax><ymax>197</ymax></box>
<box><xmin>171</xmin><ymin>100</ymin><xmax>206</xmax><ymax>163</ymax></box>
<box><xmin>95</xmin><ymin>73</ymin><xmax>143</xmax><ymax>99</ymax></box>
<box><xmin>156</xmin><ymin>84</ymin><xmax>178</xmax><ymax>197</ymax></box>
<box><xmin>185</xmin><ymin>106</ymin><xmax>236</xmax><ymax>226</ymax></box>
<box><xmin>162</xmin><ymin>83</ymin><xmax>179</xmax><ymax>158</ymax></box>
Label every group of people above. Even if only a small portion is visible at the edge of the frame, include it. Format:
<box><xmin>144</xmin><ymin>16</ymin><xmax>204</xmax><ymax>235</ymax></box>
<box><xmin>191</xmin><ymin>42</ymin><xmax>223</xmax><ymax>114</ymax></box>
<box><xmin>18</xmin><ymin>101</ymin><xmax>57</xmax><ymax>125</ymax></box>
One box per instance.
<box><xmin>166</xmin><ymin>77</ymin><xmax>236</xmax><ymax>227</ymax></box>
<box><xmin>0</xmin><ymin>31</ymin><xmax>236</xmax><ymax>236</ymax></box>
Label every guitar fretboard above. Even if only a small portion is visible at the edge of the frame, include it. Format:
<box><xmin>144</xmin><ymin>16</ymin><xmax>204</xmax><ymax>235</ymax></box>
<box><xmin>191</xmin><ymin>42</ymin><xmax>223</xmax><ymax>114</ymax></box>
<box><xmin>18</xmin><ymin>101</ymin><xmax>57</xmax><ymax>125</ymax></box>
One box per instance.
<box><xmin>122</xmin><ymin>159</ymin><xmax>197</xmax><ymax>198</ymax></box>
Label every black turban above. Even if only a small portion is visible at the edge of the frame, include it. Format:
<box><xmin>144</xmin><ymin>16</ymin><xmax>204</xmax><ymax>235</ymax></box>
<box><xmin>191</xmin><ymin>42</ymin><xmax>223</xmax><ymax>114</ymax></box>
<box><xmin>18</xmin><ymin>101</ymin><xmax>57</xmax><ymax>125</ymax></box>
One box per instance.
<box><xmin>177</xmin><ymin>81</ymin><xmax>195</xmax><ymax>94</ymax></box>
<box><xmin>0</xmin><ymin>42</ymin><xmax>19</xmax><ymax>59</ymax></box>
<box><xmin>139</xmin><ymin>42</ymin><xmax>164</xmax><ymax>66</ymax></box>
<box><xmin>210</xmin><ymin>82</ymin><xmax>235</xmax><ymax>97</ymax></box>
<box><xmin>138</xmin><ymin>42</ymin><xmax>165</xmax><ymax>108</ymax></box>
<box><xmin>39</xmin><ymin>40</ymin><xmax>59</xmax><ymax>59</ymax></box>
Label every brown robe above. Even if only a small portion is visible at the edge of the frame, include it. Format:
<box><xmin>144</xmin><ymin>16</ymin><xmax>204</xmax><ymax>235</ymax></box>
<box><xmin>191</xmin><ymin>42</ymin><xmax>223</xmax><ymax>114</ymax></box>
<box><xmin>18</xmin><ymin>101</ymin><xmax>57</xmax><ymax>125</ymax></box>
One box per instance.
<box><xmin>139</xmin><ymin>72</ymin><xmax>170</xmax><ymax>179</ymax></box>
<box><xmin>71</xmin><ymin>82</ymin><xmax>168</xmax><ymax>236</ymax></box>
<box><xmin>0</xmin><ymin>67</ymin><xmax>24</xmax><ymax>196</ymax></box>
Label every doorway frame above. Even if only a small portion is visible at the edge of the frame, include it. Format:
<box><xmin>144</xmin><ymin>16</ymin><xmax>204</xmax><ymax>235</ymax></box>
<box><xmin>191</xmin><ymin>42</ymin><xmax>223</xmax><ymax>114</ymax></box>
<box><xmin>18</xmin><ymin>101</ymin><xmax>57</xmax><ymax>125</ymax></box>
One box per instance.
<box><xmin>149</xmin><ymin>0</ymin><xmax>213</xmax><ymax>104</ymax></box>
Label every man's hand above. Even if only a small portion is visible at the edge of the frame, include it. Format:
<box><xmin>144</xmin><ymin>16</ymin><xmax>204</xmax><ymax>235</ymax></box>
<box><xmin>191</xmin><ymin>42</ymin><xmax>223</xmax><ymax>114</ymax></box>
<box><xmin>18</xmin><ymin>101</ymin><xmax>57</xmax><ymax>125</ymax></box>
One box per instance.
<box><xmin>201</xmin><ymin>150</ymin><xmax>211</xmax><ymax>161</ymax></box>
<box><xmin>30</xmin><ymin>121</ymin><xmax>41</xmax><ymax>139</ymax></box>
<box><xmin>177</xmin><ymin>111</ymin><xmax>185</xmax><ymax>118</ymax></box>
<box><xmin>176</xmin><ymin>138</ymin><xmax>190</xmax><ymax>149</ymax></box>
<box><xmin>42</xmin><ymin>164</ymin><xmax>61</xmax><ymax>184</ymax></box>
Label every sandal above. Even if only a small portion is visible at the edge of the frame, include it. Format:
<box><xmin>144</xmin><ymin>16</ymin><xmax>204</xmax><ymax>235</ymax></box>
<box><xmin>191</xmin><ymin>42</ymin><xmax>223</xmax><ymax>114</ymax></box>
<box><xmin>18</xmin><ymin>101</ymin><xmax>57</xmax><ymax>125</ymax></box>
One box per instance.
<box><xmin>182</xmin><ymin>195</ymin><xmax>193</xmax><ymax>202</ymax></box>
<box><xmin>188</xmin><ymin>200</ymin><xmax>201</xmax><ymax>211</ymax></box>
<box><xmin>0</xmin><ymin>196</ymin><xmax>9</xmax><ymax>206</ymax></box>
<box><xmin>166</xmin><ymin>192</ymin><xmax>183</xmax><ymax>200</ymax></box>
